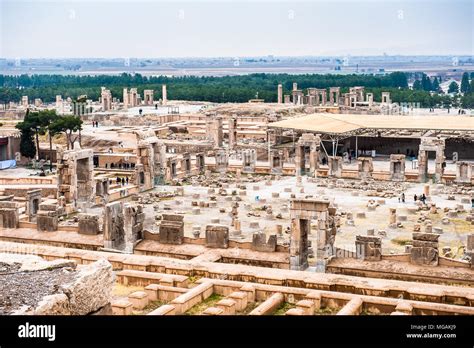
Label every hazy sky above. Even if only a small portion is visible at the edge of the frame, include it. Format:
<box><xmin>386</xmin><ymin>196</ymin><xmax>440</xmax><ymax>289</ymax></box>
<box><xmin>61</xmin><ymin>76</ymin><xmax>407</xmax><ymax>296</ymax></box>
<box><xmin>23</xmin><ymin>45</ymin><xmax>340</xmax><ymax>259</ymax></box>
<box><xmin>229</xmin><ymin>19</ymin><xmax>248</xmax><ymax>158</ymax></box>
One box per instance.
<box><xmin>0</xmin><ymin>0</ymin><xmax>472</xmax><ymax>58</ymax></box>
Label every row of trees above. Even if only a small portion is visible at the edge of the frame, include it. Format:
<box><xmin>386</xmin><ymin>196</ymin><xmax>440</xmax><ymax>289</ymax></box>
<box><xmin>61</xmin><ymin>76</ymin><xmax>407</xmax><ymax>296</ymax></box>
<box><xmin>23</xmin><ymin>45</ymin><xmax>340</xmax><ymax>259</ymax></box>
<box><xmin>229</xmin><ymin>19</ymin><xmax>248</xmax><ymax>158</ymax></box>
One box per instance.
<box><xmin>15</xmin><ymin>110</ymin><xmax>83</xmax><ymax>165</ymax></box>
<box><xmin>460</xmin><ymin>72</ymin><xmax>474</xmax><ymax>108</ymax></box>
<box><xmin>447</xmin><ymin>73</ymin><xmax>473</xmax><ymax>95</ymax></box>
<box><xmin>0</xmin><ymin>72</ymin><xmax>409</xmax><ymax>104</ymax></box>
<box><xmin>412</xmin><ymin>73</ymin><xmax>441</xmax><ymax>92</ymax></box>
<box><xmin>0</xmin><ymin>72</ymin><xmax>409</xmax><ymax>89</ymax></box>
<box><xmin>2</xmin><ymin>71</ymin><xmax>472</xmax><ymax>110</ymax></box>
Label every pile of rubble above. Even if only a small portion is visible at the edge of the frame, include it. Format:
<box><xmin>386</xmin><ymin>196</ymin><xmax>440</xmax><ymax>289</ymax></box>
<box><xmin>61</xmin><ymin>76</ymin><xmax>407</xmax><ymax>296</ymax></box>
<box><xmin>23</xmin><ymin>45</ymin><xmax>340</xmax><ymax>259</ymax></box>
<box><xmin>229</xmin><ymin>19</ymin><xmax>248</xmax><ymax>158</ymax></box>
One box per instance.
<box><xmin>0</xmin><ymin>253</ymin><xmax>114</xmax><ymax>315</ymax></box>
<box><xmin>431</xmin><ymin>184</ymin><xmax>474</xmax><ymax>198</ymax></box>
<box><xmin>312</xmin><ymin>178</ymin><xmax>408</xmax><ymax>198</ymax></box>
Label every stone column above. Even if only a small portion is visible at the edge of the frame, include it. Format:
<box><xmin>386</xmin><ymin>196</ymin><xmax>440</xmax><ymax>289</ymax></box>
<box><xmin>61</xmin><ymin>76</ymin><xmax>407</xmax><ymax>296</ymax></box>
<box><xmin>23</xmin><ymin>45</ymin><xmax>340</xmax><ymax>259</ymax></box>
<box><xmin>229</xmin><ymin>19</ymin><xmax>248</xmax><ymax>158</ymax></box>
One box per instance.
<box><xmin>423</xmin><ymin>184</ymin><xmax>430</xmax><ymax>197</ymax></box>
<box><xmin>228</xmin><ymin>117</ymin><xmax>237</xmax><ymax>149</ymax></box>
<box><xmin>295</xmin><ymin>145</ymin><xmax>304</xmax><ymax>176</ymax></box>
<box><xmin>389</xmin><ymin>208</ymin><xmax>397</xmax><ymax>227</ymax></box>
<box><xmin>123</xmin><ymin>88</ymin><xmax>129</xmax><ymax>110</ymax></box>
<box><xmin>309</xmin><ymin>144</ymin><xmax>319</xmax><ymax>176</ymax></box>
<box><xmin>162</xmin><ymin>85</ymin><xmax>167</xmax><ymax>105</ymax></box>
<box><xmin>357</xmin><ymin>157</ymin><xmax>373</xmax><ymax>180</ymax></box>
<box><xmin>290</xmin><ymin>217</ymin><xmax>310</xmax><ymax>270</ymax></box>
<box><xmin>277</xmin><ymin>84</ymin><xmax>283</xmax><ymax>104</ymax></box>
<box><xmin>213</xmin><ymin>117</ymin><xmax>223</xmax><ymax>148</ymax></box>
<box><xmin>418</xmin><ymin>149</ymin><xmax>428</xmax><ymax>183</ymax></box>
<box><xmin>435</xmin><ymin>146</ymin><xmax>446</xmax><ymax>183</ymax></box>
<box><xmin>328</xmin><ymin>156</ymin><xmax>342</xmax><ymax>177</ymax></box>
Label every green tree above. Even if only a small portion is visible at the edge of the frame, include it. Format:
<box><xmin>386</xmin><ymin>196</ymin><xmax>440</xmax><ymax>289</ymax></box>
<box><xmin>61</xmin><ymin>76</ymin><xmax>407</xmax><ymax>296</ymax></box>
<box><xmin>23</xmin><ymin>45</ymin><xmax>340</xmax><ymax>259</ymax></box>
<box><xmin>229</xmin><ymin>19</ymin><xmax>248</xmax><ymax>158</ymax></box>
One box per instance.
<box><xmin>432</xmin><ymin>77</ymin><xmax>440</xmax><ymax>92</ymax></box>
<box><xmin>15</xmin><ymin>109</ymin><xmax>60</xmax><ymax>163</ymax></box>
<box><xmin>412</xmin><ymin>80</ymin><xmax>422</xmax><ymax>90</ymax></box>
<box><xmin>15</xmin><ymin>109</ymin><xmax>37</xmax><ymax>159</ymax></box>
<box><xmin>421</xmin><ymin>74</ymin><xmax>432</xmax><ymax>91</ymax></box>
<box><xmin>448</xmin><ymin>81</ymin><xmax>459</xmax><ymax>94</ymax></box>
<box><xmin>16</xmin><ymin>109</ymin><xmax>41</xmax><ymax>160</ymax></box>
<box><xmin>37</xmin><ymin>109</ymin><xmax>59</xmax><ymax>170</ymax></box>
<box><xmin>389</xmin><ymin>72</ymin><xmax>408</xmax><ymax>88</ymax></box>
<box><xmin>460</xmin><ymin>72</ymin><xmax>471</xmax><ymax>94</ymax></box>
<box><xmin>461</xmin><ymin>93</ymin><xmax>474</xmax><ymax>108</ymax></box>
<box><xmin>50</xmin><ymin>115</ymin><xmax>83</xmax><ymax>150</ymax></box>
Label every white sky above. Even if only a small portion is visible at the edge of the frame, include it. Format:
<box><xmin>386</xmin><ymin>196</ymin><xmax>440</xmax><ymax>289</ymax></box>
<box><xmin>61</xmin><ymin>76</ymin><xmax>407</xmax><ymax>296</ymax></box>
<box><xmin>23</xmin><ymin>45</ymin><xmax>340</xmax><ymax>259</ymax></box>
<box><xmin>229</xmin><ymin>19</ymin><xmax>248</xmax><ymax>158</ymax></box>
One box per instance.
<box><xmin>0</xmin><ymin>0</ymin><xmax>473</xmax><ymax>58</ymax></box>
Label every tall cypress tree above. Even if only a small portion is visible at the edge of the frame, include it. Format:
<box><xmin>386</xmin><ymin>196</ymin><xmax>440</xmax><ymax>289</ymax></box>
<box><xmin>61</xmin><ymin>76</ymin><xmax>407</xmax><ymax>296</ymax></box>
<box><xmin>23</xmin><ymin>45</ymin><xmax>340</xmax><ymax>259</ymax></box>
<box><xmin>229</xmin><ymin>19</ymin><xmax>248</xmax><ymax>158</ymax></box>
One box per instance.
<box><xmin>448</xmin><ymin>81</ymin><xmax>459</xmax><ymax>94</ymax></box>
<box><xmin>421</xmin><ymin>74</ymin><xmax>432</xmax><ymax>91</ymax></box>
<box><xmin>460</xmin><ymin>72</ymin><xmax>471</xmax><ymax>93</ymax></box>
<box><xmin>432</xmin><ymin>77</ymin><xmax>440</xmax><ymax>92</ymax></box>
<box><xmin>15</xmin><ymin>109</ymin><xmax>37</xmax><ymax>159</ymax></box>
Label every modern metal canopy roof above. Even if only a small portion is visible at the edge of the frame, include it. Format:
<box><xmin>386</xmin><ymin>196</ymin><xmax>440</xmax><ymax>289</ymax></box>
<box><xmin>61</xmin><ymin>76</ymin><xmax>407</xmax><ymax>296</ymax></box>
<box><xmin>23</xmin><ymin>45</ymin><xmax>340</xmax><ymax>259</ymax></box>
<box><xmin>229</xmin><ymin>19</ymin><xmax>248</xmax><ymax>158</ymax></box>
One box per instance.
<box><xmin>268</xmin><ymin>113</ymin><xmax>474</xmax><ymax>135</ymax></box>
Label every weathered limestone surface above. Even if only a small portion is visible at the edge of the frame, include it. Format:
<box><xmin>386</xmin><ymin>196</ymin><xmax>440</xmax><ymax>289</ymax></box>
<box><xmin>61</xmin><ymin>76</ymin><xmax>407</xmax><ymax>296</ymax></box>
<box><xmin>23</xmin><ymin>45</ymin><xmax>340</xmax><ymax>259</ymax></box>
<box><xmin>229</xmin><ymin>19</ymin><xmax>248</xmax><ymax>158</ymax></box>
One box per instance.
<box><xmin>57</xmin><ymin>147</ymin><xmax>95</xmax><ymax>209</ymax></box>
<box><xmin>252</xmin><ymin>232</ymin><xmax>277</xmax><ymax>252</ymax></box>
<box><xmin>159</xmin><ymin>214</ymin><xmax>184</xmax><ymax>245</ymax></box>
<box><xmin>36</xmin><ymin>205</ymin><xmax>59</xmax><ymax>232</ymax></box>
<box><xmin>59</xmin><ymin>259</ymin><xmax>114</xmax><ymax>315</ymax></box>
<box><xmin>104</xmin><ymin>202</ymin><xmax>143</xmax><ymax>252</ymax></box>
<box><xmin>0</xmin><ymin>201</ymin><xmax>19</xmax><ymax>228</ymax></box>
<box><xmin>410</xmin><ymin>232</ymin><xmax>439</xmax><ymax>266</ymax></box>
<box><xmin>78</xmin><ymin>213</ymin><xmax>100</xmax><ymax>235</ymax></box>
<box><xmin>355</xmin><ymin>235</ymin><xmax>382</xmax><ymax>261</ymax></box>
<box><xmin>205</xmin><ymin>224</ymin><xmax>229</xmax><ymax>248</ymax></box>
